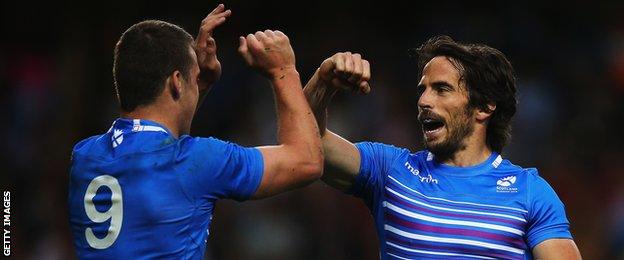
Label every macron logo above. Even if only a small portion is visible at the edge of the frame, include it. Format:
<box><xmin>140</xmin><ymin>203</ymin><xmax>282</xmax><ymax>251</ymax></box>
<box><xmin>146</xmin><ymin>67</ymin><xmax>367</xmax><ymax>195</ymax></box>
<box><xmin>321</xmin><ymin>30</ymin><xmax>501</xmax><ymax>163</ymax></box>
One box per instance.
<box><xmin>111</xmin><ymin>129</ymin><xmax>123</xmax><ymax>148</ymax></box>
<box><xmin>404</xmin><ymin>161</ymin><xmax>438</xmax><ymax>184</ymax></box>
<box><xmin>496</xmin><ymin>175</ymin><xmax>518</xmax><ymax>193</ymax></box>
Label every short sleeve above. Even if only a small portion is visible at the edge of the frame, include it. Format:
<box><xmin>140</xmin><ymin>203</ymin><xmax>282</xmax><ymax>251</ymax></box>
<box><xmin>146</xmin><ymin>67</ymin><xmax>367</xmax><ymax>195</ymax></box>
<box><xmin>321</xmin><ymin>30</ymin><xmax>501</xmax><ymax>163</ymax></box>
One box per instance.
<box><xmin>349</xmin><ymin>142</ymin><xmax>405</xmax><ymax>210</ymax></box>
<box><xmin>177</xmin><ymin>137</ymin><xmax>264</xmax><ymax>202</ymax></box>
<box><xmin>525</xmin><ymin>169</ymin><xmax>573</xmax><ymax>248</ymax></box>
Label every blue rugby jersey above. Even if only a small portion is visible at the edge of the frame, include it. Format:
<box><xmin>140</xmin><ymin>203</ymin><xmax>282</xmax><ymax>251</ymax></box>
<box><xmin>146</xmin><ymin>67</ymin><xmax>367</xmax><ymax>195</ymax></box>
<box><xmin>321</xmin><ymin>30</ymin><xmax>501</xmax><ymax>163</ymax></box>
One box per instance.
<box><xmin>350</xmin><ymin>142</ymin><xmax>572</xmax><ymax>260</ymax></box>
<box><xmin>68</xmin><ymin>118</ymin><xmax>263</xmax><ymax>259</ymax></box>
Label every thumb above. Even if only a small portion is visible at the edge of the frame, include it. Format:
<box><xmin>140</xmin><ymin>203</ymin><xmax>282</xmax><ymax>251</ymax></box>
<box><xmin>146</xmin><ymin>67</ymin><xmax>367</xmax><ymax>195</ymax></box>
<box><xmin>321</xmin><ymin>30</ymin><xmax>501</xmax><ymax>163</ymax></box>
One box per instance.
<box><xmin>237</xmin><ymin>36</ymin><xmax>253</xmax><ymax>66</ymax></box>
<box><xmin>358</xmin><ymin>81</ymin><xmax>371</xmax><ymax>94</ymax></box>
<box><xmin>318</xmin><ymin>58</ymin><xmax>336</xmax><ymax>77</ymax></box>
<box><xmin>330</xmin><ymin>78</ymin><xmax>354</xmax><ymax>91</ymax></box>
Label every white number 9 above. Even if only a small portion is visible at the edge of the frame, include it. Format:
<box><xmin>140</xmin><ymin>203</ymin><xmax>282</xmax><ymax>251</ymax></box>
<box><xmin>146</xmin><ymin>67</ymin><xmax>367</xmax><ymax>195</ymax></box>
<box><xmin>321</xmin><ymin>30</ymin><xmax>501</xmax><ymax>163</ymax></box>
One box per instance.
<box><xmin>83</xmin><ymin>175</ymin><xmax>123</xmax><ymax>249</ymax></box>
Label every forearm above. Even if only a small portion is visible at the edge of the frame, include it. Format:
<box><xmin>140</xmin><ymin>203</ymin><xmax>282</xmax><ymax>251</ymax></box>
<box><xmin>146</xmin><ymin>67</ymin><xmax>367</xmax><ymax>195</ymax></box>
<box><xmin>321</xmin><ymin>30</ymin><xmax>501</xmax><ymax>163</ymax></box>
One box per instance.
<box><xmin>303</xmin><ymin>69</ymin><xmax>361</xmax><ymax>188</ymax></box>
<box><xmin>303</xmin><ymin>70</ymin><xmax>339</xmax><ymax>136</ymax></box>
<box><xmin>271</xmin><ymin>69</ymin><xmax>323</xmax><ymax>164</ymax></box>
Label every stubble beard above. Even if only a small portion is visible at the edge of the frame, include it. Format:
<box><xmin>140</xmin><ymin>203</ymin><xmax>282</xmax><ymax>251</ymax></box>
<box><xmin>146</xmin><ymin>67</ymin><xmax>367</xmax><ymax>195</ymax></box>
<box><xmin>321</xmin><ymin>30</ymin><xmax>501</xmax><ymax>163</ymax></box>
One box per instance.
<box><xmin>424</xmin><ymin>107</ymin><xmax>475</xmax><ymax>162</ymax></box>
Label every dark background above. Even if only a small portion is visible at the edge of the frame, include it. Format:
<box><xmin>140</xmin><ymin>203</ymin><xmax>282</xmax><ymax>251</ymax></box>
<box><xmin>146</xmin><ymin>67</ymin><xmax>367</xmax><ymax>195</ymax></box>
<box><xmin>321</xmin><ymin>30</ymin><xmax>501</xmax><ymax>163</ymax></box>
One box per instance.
<box><xmin>2</xmin><ymin>0</ymin><xmax>624</xmax><ymax>259</ymax></box>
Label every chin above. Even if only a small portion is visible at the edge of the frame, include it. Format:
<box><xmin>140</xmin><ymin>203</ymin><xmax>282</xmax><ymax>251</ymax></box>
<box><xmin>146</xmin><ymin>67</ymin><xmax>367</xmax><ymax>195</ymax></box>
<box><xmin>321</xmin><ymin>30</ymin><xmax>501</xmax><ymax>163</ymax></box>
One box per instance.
<box><xmin>424</xmin><ymin>137</ymin><xmax>463</xmax><ymax>161</ymax></box>
<box><xmin>423</xmin><ymin>133</ymin><xmax>446</xmax><ymax>148</ymax></box>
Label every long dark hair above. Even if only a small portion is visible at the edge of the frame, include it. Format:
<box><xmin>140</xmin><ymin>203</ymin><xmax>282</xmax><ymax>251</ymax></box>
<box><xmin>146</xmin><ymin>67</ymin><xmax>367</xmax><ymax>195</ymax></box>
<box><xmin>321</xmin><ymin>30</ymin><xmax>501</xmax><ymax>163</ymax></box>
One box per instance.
<box><xmin>411</xmin><ymin>35</ymin><xmax>518</xmax><ymax>153</ymax></box>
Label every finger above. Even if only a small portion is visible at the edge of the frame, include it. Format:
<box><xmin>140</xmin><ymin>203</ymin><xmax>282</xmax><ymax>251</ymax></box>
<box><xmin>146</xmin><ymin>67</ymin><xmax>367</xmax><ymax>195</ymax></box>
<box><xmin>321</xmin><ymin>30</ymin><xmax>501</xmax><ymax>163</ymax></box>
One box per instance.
<box><xmin>334</xmin><ymin>53</ymin><xmax>346</xmax><ymax>75</ymax></box>
<box><xmin>361</xmin><ymin>59</ymin><xmax>371</xmax><ymax>82</ymax></box>
<box><xmin>203</xmin><ymin>10</ymin><xmax>231</xmax><ymax>28</ymax></box>
<box><xmin>274</xmin><ymin>30</ymin><xmax>286</xmax><ymax>37</ymax></box>
<box><xmin>196</xmin><ymin>21</ymin><xmax>224</xmax><ymax>47</ymax></box>
<box><xmin>205</xmin><ymin>37</ymin><xmax>216</xmax><ymax>49</ymax></box>
<box><xmin>348</xmin><ymin>53</ymin><xmax>363</xmax><ymax>83</ymax></box>
<box><xmin>264</xmin><ymin>29</ymin><xmax>276</xmax><ymax>39</ymax></box>
<box><xmin>238</xmin><ymin>36</ymin><xmax>253</xmax><ymax>65</ymax></box>
<box><xmin>246</xmin><ymin>34</ymin><xmax>262</xmax><ymax>51</ymax></box>
<box><xmin>237</xmin><ymin>36</ymin><xmax>248</xmax><ymax>53</ymax></box>
<box><xmin>254</xmin><ymin>31</ymin><xmax>269</xmax><ymax>42</ymax></box>
<box><xmin>358</xmin><ymin>81</ymin><xmax>371</xmax><ymax>94</ymax></box>
<box><xmin>200</xmin><ymin>5</ymin><xmax>229</xmax><ymax>30</ymax></box>
<box><xmin>208</xmin><ymin>4</ymin><xmax>225</xmax><ymax>16</ymax></box>
<box><xmin>196</xmin><ymin>12</ymin><xmax>230</xmax><ymax>46</ymax></box>
<box><xmin>213</xmin><ymin>9</ymin><xmax>232</xmax><ymax>19</ymax></box>
<box><xmin>274</xmin><ymin>30</ymin><xmax>289</xmax><ymax>43</ymax></box>
<box><xmin>343</xmin><ymin>52</ymin><xmax>354</xmax><ymax>77</ymax></box>
<box><xmin>357</xmin><ymin>60</ymin><xmax>371</xmax><ymax>94</ymax></box>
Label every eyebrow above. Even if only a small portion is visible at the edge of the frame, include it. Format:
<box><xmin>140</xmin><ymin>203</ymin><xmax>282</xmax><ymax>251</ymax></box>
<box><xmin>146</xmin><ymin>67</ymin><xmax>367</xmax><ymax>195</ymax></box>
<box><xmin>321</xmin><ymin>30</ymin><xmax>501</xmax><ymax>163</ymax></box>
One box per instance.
<box><xmin>417</xmin><ymin>80</ymin><xmax>456</xmax><ymax>90</ymax></box>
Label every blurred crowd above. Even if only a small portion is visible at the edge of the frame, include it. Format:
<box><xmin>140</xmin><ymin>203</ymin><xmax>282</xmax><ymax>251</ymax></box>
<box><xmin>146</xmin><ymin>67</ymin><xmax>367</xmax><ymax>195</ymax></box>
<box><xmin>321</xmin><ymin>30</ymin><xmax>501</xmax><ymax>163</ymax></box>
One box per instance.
<box><xmin>2</xmin><ymin>0</ymin><xmax>623</xmax><ymax>259</ymax></box>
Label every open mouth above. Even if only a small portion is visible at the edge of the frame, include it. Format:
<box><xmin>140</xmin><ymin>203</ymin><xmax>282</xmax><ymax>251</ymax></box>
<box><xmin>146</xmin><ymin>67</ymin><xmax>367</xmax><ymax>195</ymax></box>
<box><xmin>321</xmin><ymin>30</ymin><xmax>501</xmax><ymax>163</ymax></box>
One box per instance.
<box><xmin>419</xmin><ymin>114</ymin><xmax>445</xmax><ymax>135</ymax></box>
<box><xmin>422</xmin><ymin>118</ymin><xmax>444</xmax><ymax>133</ymax></box>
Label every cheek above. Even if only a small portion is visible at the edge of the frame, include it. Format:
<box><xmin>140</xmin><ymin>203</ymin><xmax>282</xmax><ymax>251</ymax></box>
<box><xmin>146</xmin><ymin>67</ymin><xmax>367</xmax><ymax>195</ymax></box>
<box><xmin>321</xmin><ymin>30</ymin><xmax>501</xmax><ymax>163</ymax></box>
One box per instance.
<box><xmin>445</xmin><ymin>109</ymin><xmax>465</xmax><ymax>128</ymax></box>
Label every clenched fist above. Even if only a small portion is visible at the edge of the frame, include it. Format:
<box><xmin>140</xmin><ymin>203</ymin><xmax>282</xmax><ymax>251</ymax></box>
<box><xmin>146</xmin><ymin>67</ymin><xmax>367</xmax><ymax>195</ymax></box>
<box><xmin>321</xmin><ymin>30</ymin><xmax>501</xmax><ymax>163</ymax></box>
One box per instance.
<box><xmin>318</xmin><ymin>52</ymin><xmax>371</xmax><ymax>94</ymax></box>
<box><xmin>238</xmin><ymin>30</ymin><xmax>296</xmax><ymax>79</ymax></box>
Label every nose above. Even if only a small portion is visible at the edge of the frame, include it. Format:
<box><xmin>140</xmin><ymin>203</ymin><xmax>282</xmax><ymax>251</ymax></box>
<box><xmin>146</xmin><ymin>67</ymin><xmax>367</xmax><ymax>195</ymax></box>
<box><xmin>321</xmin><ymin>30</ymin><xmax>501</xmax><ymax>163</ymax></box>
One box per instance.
<box><xmin>417</xmin><ymin>87</ymin><xmax>433</xmax><ymax>110</ymax></box>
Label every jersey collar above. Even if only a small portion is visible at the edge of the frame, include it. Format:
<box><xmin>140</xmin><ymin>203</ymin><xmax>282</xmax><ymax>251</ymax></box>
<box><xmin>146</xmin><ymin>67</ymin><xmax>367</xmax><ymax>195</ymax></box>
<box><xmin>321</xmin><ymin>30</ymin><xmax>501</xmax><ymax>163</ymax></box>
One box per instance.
<box><xmin>425</xmin><ymin>151</ymin><xmax>503</xmax><ymax>176</ymax></box>
<box><xmin>109</xmin><ymin>118</ymin><xmax>173</xmax><ymax>137</ymax></box>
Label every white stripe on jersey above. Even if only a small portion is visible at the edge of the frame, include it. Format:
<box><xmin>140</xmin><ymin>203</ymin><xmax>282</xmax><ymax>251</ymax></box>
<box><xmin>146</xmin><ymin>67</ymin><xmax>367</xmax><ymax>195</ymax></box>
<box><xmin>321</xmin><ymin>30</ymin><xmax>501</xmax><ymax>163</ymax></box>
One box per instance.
<box><xmin>386</xmin><ymin>187</ymin><xmax>526</xmax><ymax>222</ymax></box>
<box><xmin>383</xmin><ymin>202</ymin><xmax>525</xmax><ymax>236</ymax></box>
<box><xmin>131</xmin><ymin>119</ymin><xmax>167</xmax><ymax>133</ymax></box>
<box><xmin>388</xmin><ymin>175</ymin><xmax>528</xmax><ymax>213</ymax></box>
<box><xmin>386</xmin><ymin>241</ymin><xmax>496</xmax><ymax>260</ymax></box>
<box><xmin>384</xmin><ymin>224</ymin><xmax>525</xmax><ymax>255</ymax></box>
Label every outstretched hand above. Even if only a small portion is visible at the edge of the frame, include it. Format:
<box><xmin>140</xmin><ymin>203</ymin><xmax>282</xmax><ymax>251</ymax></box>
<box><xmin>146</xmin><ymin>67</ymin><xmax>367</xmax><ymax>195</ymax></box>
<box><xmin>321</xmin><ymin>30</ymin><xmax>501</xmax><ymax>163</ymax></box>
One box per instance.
<box><xmin>238</xmin><ymin>30</ymin><xmax>297</xmax><ymax>79</ymax></box>
<box><xmin>318</xmin><ymin>52</ymin><xmax>371</xmax><ymax>94</ymax></box>
<box><xmin>195</xmin><ymin>4</ymin><xmax>231</xmax><ymax>90</ymax></box>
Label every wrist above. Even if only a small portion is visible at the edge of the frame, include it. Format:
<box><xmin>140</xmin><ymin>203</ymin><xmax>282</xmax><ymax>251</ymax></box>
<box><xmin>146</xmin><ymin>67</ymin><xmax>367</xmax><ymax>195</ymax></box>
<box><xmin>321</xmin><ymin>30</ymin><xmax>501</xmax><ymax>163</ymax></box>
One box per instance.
<box><xmin>310</xmin><ymin>71</ymin><xmax>339</xmax><ymax>96</ymax></box>
<box><xmin>267</xmin><ymin>66</ymin><xmax>299</xmax><ymax>80</ymax></box>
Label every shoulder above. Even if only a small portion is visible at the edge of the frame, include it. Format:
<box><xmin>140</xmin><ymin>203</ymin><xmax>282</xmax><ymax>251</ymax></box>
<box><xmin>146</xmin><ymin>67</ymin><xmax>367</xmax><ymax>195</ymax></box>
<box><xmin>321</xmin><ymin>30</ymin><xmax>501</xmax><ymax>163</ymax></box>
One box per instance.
<box><xmin>179</xmin><ymin>135</ymin><xmax>245</xmax><ymax>150</ymax></box>
<box><xmin>355</xmin><ymin>141</ymin><xmax>412</xmax><ymax>159</ymax></box>
<box><xmin>492</xmin><ymin>157</ymin><xmax>540</xmax><ymax>177</ymax></box>
<box><xmin>496</xmin><ymin>158</ymin><xmax>557</xmax><ymax>197</ymax></box>
<box><xmin>71</xmin><ymin>134</ymin><xmax>106</xmax><ymax>158</ymax></box>
<box><xmin>176</xmin><ymin>136</ymin><xmax>258</xmax><ymax>160</ymax></box>
<box><xmin>409</xmin><ymin>150</ymin><xmax>432</xmax><ymax>161</ymax></box>
<box><xmin>500</xmin><ymin>159</ymin><xmax>542</xmax><ymax>183</ymax></box>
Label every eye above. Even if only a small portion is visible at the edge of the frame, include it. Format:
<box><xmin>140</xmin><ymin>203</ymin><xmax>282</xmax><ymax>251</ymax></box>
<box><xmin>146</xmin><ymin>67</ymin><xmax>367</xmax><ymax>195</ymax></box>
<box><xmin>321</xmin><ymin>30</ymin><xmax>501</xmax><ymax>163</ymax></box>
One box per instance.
<box><xmin>433</xmin><ymin>83</ymin><xmax>453</xmax><ymax>94</ymax></box>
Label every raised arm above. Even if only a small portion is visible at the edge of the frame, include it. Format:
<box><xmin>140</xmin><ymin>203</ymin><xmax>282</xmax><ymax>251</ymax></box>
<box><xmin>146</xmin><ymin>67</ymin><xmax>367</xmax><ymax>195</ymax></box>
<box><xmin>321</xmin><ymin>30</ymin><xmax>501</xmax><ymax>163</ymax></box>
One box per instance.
<box><xmin>303</xmin><ymin>52</ymin><xmax>371</xmax><ymax>191</ymax></box>
<box><xmin>194</xmin><ymin>4</ymin><xmax>231</xmax><ymax>109</ymax></box>
<box><xmin>238</xmin><ymin>30</ymin><xmax>323</xmax><ymax>199</ymax></box>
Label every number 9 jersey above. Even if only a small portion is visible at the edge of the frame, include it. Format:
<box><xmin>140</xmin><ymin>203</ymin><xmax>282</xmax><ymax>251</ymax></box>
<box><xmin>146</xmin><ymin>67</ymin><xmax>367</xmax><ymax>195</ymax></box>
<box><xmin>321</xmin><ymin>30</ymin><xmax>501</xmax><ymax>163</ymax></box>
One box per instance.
<box><xmin>68</xmin><ymin>118</ymin><xmax>264</xmax><ymax>259</ymax></box>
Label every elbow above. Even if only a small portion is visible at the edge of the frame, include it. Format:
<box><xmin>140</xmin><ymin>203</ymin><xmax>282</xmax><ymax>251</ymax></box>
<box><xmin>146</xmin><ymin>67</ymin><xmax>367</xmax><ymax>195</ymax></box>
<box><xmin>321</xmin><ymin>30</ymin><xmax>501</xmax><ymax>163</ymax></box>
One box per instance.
<box><xmin>299</xmin><ymin>156</ymin><xmax>324</xmax><ymax>182</ymax></box>
<box><xmin>309</xmin><ymin>157</ymin><xmax>325</xmax><ymax>180</ymax></box>
<box><xmin>297</xmin><ymin>150</ymin><xmax>324</xmax><ymax>182</ymax></box>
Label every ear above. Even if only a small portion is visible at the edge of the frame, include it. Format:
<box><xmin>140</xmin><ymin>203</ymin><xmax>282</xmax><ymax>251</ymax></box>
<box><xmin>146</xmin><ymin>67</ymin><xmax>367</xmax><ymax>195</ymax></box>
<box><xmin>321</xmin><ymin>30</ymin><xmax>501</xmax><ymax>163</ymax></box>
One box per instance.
<box><xmin>168</xmin><ymin>70</ymin><xmax>184</xmax><ymax>101</ymax></box>
<box><xmin>476</xmin><ymin>103</ymin><xmax>496</xmax><ymax>122</ymax></box>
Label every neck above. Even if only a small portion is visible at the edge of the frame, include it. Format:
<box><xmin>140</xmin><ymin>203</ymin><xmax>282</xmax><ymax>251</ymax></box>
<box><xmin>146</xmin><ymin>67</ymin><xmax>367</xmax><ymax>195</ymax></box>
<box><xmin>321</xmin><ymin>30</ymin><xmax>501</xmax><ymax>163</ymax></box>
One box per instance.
<box><xmin>442</xmin><ymin>142</ymin><xmax>492</xmax><ymax>167</ymax></box>
<box><xmin>121</xmin><ymin>105</ymin><xmax>180</xmax><ymax>138</ymax></box>
<box><xmin>438</xmin><ymin>127</ymin><xmax>492</xmax><ymax>167</ymax></box>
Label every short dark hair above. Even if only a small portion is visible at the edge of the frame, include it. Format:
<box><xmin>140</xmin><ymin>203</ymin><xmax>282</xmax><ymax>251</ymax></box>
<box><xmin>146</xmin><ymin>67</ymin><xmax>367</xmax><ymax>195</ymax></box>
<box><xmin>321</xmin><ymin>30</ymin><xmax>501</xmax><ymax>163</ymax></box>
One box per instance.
<box><xmin>411</xmin><ymin>35</ymin><xmax>518</xmax><ymax>153</ymax></box>
<box><xmin>113</xmin><ymin>20</ymin><xmax>194</xmax><ymax>111</ymax></box>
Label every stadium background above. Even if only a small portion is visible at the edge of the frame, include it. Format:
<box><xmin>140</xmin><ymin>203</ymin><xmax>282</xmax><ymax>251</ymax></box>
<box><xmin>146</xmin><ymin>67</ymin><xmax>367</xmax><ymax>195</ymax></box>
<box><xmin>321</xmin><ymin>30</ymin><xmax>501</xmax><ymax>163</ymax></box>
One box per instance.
<box><xmin>2</xmin><ymin>0</ymin><xmax>624</xmax><ymax>259</ymax></box>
